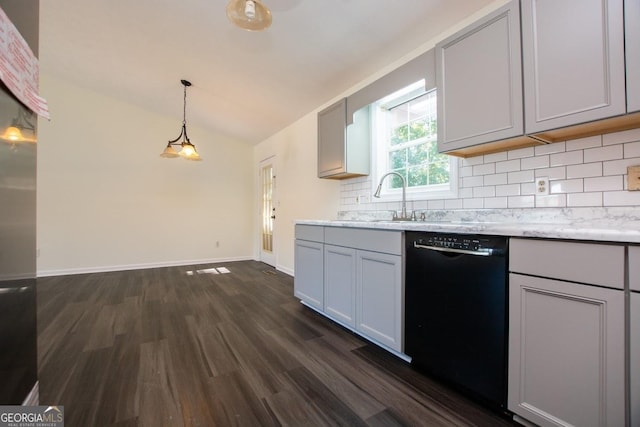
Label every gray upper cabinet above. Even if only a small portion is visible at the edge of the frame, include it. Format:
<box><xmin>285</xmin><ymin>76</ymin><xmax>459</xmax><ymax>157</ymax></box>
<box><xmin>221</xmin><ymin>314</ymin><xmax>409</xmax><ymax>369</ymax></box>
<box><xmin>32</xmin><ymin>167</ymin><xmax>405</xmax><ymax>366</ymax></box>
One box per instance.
<box><xmin>521</xmin><ymin>0</ymin><xmax>626</xmax><ymax>135</ymax></box>
<box><xmin>436</xmin><ymin>0</ymin><xmax>524</xmax><ymax>154</ymax></box>
<box><xmin>317</xmin><ymin>98</ymin><xmax>370</xmax><ymax>179</ymax></box>
<box><xmin>627</xmin><ymin>0</ymin><xmax>640</xmax><ymax>113</ymax></box>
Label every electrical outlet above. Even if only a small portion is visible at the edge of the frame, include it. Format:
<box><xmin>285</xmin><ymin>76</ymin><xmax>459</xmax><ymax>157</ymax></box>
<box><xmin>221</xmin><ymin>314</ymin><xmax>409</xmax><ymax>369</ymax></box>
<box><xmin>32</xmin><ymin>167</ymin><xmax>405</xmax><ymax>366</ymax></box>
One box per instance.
<box><xmin>536</xmin><ymin>177</ymin><xmax>549</xmax><ymax>196</ymax></box>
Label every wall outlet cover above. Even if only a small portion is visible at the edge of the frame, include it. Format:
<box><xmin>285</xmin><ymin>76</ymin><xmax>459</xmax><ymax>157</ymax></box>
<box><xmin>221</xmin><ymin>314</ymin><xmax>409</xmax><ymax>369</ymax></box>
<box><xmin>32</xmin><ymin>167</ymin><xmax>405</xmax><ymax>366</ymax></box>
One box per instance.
<box><xmin>629</xmin><ymin>166</ymin><xmax>640</xmax><ymax>191</ymax></box>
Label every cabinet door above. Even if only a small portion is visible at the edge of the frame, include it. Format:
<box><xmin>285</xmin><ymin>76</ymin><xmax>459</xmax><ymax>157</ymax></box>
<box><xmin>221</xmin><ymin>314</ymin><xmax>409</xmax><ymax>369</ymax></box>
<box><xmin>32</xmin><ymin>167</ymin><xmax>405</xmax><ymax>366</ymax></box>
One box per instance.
<box><xmin>293</xmin><ymin>240</ymin><xmax>324</xmax><ymax>310</ymax></box>
<box><xmin>522</xmin><ymin>0</ymin><xmax>626</xmax><ymax>133</ymax></box>
<box><xmin>509</xmin><ymin>274</ymin><xmax>625</xmax><ymax>427</ymax></box>
<box><xmin>436</xmin><ymin>0</ymin><xmax>523</xmax><ymax>152</ymax></box>
<box><xmin>355</xmin><ymin>250</ymin><xmax>402</xmax><ymax>352</ymax></box>
<box><xmin>324</xmin><ymin>244</ymin><xmax>356</xmax><ymax>327</ymax></box>
<box><xmin>628</xmin><ymin>0</ymin><xmax>640</xmax><ymax>113</ymax></box>
<box><xmin>631</xmin><ymin>292</ymin><xmax>640</xmax><ymax>427</ymax></box>
<box><xmin>317</xmin><ymin>98</ymin><xmax>347</xmax><ymax>178</ymax></box>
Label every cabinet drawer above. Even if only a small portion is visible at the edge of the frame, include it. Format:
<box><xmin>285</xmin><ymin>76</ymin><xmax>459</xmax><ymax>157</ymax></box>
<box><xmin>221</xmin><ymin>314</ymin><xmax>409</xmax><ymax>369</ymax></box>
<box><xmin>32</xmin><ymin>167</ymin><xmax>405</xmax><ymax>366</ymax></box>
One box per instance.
<box><xmin>324</xmin><ymin>227</ymin><xmax>402</xmax><ymax>255</ymax></box>
<box><xmin>295</xmin><ymin>224</ymin><xmax>324</xmax><ymax>242</ymax></box>
<box><xmin>509</xmin><ymin>238</ymin><xmax>624</xmax><ymax>289</ymax></box>
<box><xmin>631</xmin><ymin>246</ymin><xmax>640</xmax><ymax>292</ymax></box>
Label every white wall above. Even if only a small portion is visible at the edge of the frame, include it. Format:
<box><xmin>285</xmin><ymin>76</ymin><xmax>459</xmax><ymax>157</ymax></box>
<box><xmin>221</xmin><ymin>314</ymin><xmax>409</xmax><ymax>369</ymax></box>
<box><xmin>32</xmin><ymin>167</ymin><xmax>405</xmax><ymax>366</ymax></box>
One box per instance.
<box><xmin>37</xmin><ymin>75</ymin><xmax>254</xmax><ymax>276</ymax></box>
<box><xmin>253</xmin><ymin>114</ymin><xmax>340</xmax><ymax>275</ymax></box>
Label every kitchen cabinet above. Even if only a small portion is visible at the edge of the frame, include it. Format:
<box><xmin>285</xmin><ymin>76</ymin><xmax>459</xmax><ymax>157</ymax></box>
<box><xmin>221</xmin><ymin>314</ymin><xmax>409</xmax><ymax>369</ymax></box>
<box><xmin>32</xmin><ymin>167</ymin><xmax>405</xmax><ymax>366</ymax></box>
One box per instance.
<box><xmin>317</xmin><ymin>98</ymin><xmax>370</xmax><ymax>179</ymax></box>
<box><xmin>294</xmin><ymin>225</ymin><xmax>324</xmax><ymax>311</ymax></box>
<box><xmin>509</xmin><ymin>238</ymin><xmax>625</xmax><ymax>427</ymax></box>
<box><xmin>294</xmin><ymin>225</ymin><xmax>404</xmax><ymax>354</ymax></box>
<box><xmin>436</xmin><ymin>0</ymin><xmax>533</xmax><ymax>156</ymax></box>
<box><xmin>521</xmin><ymin>0</ymin><xmax>626</xmax><ymax>136</ymax></box>
<box><xmin>628</xmin><ymin>0</ymin><xmax>640</xmax><ymax>113</ymax></box>
<box><xmin>631</xmin><ymin>246</ymin><xmax>640</xmax><ymax>427</ymax></box>
<box><xmin>356</xmin><ymin>250</ymin><xmax>402</xmax><ymax>352</ymax></box>
<box><xmin>324</xmin><ymin>244</ymin><xmax>356</xmax><ymax>327</ymax></box>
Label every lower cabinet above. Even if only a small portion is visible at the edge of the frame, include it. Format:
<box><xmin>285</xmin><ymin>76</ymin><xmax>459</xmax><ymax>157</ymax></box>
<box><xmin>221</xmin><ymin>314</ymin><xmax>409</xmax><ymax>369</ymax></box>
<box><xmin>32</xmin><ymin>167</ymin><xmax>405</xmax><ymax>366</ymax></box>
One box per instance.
<box><xmin>509</xmin><ymin>239</ymin><xmax>625</xmax><ymax>427</ymax></box>
<box><xmin>632</xmin><ymin>292</ymin><xmax>640</xmax><ymax>427</ymax></box>
<box><xmin>356</xmin><ymin>250</ymin><xmax>402</xmax><ymax>352</ymax></box>
<box><xmin>324</xmin><ymin>244</ymin><xmax>356</xmax><ymax>328</ymax></box>
<box><xmin>294</xmin><ymin>224</ymin><xmax>404</xmax><ymax>354</ymax></box>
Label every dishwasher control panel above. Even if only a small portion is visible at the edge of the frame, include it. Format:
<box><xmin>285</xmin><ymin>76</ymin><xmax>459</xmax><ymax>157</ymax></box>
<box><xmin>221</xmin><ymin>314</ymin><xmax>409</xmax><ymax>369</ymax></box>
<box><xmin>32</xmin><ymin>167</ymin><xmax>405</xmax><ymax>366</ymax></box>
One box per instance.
<box><xmin>410</xmin><ymin>232</ymin><xmax>507</xmax><ymax>256</ymax></box>
<box><xmin>418</xmin><ymin>235</ymin><xmax>484</xmax><ymax>252</ymax></box>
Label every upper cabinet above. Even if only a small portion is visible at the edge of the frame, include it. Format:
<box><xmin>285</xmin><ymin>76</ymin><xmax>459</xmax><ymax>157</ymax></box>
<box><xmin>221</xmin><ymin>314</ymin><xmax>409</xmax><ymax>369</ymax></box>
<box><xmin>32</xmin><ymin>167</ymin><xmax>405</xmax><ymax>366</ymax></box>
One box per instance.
<box><xmin>627</xmin><ymin>0</ymin><xmax>640</xmax><ymax>113</ymax></box>
<box><xmin>317</xmin><ymin>98</ymin><xmax>370</xmax><ymax>179</ymax></box>
<box><xmin>521</xmin><ymin>0</ymin><xmax>626</xmax><ymax>136</ymax></box>
<box><xmin>436</xmin><ymin>1</ymin><xmax>528</xmax><ymax>156</ymax></box>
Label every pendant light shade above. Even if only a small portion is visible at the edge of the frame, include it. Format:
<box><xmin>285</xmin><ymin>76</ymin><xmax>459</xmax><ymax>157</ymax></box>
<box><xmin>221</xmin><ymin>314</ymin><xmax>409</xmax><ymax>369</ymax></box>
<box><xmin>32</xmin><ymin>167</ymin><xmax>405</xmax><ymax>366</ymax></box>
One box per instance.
<box><xmin>161</xmin><ymin>79</ymin><xmax>202</xmax><ymax>161</ymax></box>
<box><xmin>226</xmin><ymin>0</ymin><xmax>272</xmax><ymax>31</ymax></box>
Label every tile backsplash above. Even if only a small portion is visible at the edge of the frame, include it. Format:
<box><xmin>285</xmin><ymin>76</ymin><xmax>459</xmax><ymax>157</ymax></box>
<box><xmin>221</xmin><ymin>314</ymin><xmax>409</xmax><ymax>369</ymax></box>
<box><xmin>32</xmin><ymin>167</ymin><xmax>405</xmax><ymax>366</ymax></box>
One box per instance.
<box><xmin>339</xmin><ymin>128</ymin><xmax>640</xmax><ymax>215</ymax></box>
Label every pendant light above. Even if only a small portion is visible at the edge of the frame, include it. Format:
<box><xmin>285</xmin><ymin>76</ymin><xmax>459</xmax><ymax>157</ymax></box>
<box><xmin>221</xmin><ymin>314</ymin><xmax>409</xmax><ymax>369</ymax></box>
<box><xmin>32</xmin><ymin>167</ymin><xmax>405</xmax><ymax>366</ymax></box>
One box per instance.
<box><xmin>161</xmin><ymin>79</ymin><xmax>202</xmax><ymax>161</ymax></box>
<box><xmin>226</xmin><ymin>0</ymin><xmax>272</xmax><ymax>31</ymax></box>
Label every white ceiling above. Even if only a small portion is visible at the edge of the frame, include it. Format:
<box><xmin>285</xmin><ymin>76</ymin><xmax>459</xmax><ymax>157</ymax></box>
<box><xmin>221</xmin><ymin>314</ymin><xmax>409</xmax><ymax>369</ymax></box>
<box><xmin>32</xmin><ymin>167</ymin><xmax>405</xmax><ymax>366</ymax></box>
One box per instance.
<box><xmin>39</xmin><ymin>0</ymin><xmax>494</xmax><ymax>145</ymax></box>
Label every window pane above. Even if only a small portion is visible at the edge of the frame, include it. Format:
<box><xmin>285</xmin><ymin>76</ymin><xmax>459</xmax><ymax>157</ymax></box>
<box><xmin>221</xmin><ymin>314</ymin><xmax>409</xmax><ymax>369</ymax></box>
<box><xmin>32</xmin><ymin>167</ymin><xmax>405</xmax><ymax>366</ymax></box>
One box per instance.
<box><xmin>408</xmin><ymin>120</ymin><xmax>427</xmax><ymax>141</ymax></box>
<box><xmin>388</xmin><ymin>105</ymin><xmax>408</xmax><ymax>129</ymax></box>
<box><xmin>390</xmin><ymin>124</ymin><xmax>409</xmax><ymax>145</ymax></box>
<box><xmin>408</xmin><ymin>165</ymin><xmax>428</xmax><ymax>187</ymax></box>
<box><xmin>407</xmin><ymin>144</ymin><xmax>429</xmax><ymax>166</ymax></box>
<box><xmin>429</xmin><ymin>161</ymin><xmax>450</xmax><ymax>185</ymax></box>
<box><xmin>389</xmin><ymin>149</ymin><xmax>406</xmax><ymax>169</ymax></box>
<box><xmin>387</xmin><ymin>170</ymin><xmax>405</xmax><ymax>189</ymax></box>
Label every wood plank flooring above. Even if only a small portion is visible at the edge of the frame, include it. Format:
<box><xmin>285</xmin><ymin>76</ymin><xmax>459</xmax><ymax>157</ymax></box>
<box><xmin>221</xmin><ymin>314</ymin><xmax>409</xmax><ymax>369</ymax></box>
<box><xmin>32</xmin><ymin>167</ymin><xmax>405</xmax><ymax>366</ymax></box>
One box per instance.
<box><xmin>37</xmin><ymin>261</ymin><xmax>517</xmax><ymax>426</ymax></box>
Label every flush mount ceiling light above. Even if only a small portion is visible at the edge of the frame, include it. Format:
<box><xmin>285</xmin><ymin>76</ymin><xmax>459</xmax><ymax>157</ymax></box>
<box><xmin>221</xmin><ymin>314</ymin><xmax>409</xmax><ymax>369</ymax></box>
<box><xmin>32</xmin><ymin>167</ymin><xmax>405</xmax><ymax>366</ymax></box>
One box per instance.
<box><xmin>161</xmin><ymin>79</ymin><xmax>202</xmax><ymax>161</ymax></box>
<box><xmin>226</xmin><ymin>0</ymin><xmax>272</xmax><ymax>31</ymax></box>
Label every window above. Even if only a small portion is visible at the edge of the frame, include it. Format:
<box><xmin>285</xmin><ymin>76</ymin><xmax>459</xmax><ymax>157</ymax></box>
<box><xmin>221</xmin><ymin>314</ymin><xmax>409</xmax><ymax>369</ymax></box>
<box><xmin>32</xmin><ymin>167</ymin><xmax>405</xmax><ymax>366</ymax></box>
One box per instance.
<box><xmin>373</xmin><ymin>81</ymin><xmax>457</xmax><ymax>200</ymax></box>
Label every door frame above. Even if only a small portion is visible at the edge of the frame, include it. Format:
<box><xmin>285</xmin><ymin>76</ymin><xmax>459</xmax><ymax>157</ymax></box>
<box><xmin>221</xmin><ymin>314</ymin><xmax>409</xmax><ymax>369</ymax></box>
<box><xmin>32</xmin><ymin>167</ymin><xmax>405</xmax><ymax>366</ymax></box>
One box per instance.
<box><xmin>258</xmin><ymin>156</ymin><xmax>276</xmax><ymax>267</ymax></box>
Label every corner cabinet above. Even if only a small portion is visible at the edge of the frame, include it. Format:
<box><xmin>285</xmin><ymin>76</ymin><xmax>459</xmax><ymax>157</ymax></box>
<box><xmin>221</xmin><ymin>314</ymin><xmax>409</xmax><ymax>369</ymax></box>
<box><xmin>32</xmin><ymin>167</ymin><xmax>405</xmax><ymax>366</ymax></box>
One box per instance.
<box><xmin>294</xmin><ymin>224</ymin><xmax>404</xmax><ymax>354</ymax></box>
<box><xmin>521</xmin><ymin>0</ymin><xmax>626</xmax><ymax>136</ymax></box>
<box><xmin>509</xmin><ymin>238</ymin><xmax>625</xmax><ymax>427</ymax></box>
<box><xmin>317</xmin><ymin>98</ymin><xmax>370</xmax><ymax>179</ymax></box>
<box><xmin>436</xmin><ymin>0</ymin><xmax>529</xmax><ymax>156</ymax></box>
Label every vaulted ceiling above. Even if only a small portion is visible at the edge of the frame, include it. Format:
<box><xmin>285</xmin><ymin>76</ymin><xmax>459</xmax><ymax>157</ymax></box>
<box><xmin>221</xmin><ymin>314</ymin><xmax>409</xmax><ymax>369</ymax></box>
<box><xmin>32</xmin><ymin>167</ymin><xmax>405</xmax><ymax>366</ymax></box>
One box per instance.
<box><xmin>39</xmin><ymin>0</ymin><xmax>494</xmax><ymax>144</ymax></box>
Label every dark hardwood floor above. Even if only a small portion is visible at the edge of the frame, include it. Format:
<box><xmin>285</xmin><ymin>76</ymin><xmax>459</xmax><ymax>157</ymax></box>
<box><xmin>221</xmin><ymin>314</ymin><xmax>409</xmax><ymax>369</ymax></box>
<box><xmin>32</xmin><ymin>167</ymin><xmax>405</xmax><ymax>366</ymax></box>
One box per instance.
<box><xmin>37</xmin><ymin>261</ymin><xmax>517</xmax><ymax>426</ymax></box>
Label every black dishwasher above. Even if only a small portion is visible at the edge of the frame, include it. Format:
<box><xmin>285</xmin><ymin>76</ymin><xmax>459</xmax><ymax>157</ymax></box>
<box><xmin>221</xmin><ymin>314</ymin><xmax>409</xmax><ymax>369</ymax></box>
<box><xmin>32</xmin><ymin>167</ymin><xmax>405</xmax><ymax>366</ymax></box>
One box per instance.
<box><xmin>405</xmin><ymin>231</ymin><xmax>508</xmax><ymax>412</ymax></box>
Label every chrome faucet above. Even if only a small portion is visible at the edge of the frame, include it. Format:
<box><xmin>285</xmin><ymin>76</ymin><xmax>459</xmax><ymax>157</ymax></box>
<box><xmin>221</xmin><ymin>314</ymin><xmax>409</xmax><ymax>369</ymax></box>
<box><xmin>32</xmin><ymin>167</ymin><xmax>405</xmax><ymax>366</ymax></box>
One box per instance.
<box><xmin>373</xmin><ymin>172</ymin><xmax>410</xmax><ymax>220</ymax></box>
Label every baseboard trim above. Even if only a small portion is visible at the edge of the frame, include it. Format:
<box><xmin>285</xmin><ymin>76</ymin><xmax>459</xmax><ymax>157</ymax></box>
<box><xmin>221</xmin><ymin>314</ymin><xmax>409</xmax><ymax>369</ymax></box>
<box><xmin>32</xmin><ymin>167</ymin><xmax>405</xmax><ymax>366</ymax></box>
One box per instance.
<box><xmin>37</xmin><ymin>256</ymin><xmax>255</xmax><ymax>277</ymax></box>
<box><xmin>277</xmin><ymin>265</ymin><xmax>294</xmax><ymax>277</ymax></box>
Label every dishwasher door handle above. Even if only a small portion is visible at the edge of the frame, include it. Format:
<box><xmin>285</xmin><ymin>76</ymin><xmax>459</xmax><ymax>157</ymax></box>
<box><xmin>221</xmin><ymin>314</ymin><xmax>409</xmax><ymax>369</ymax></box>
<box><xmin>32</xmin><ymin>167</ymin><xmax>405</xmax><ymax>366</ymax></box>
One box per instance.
<box><xmin>413</xmin><ymin>242</ymin><xmax>495</xmax><ymax>256</ymax></box>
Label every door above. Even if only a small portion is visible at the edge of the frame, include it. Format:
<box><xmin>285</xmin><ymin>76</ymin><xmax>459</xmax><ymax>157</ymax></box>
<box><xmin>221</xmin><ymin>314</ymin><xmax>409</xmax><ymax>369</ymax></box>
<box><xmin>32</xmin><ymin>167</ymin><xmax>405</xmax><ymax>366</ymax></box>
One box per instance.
<box><xmin>259</xmin><ymin>158</ymin><xmax>276</xmax><ymax>267</ymax></box>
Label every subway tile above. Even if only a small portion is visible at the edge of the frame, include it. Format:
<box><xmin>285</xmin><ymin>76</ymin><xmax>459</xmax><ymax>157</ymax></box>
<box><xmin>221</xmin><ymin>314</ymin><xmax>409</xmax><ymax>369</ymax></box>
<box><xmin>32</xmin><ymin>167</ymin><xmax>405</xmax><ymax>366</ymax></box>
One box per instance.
<box><xmin>444</xmin><ymin>199</ymin><xmax>464</xmax><ymax>209</ymax></box>
<box><xmin>508</xmin><ymin>195</ymin><xmax>535</xmax><ymax>208</ymax></box>
<box><xmin>496</xmin><ymin>184</ymin><xmax>521</xmax><ymax>197</ymax></box>
<box><xmin>484</xmin><ymin>173</ymin><xmax>508</xmax><ymax>186</ymax></box>
<box><xmin>484</xmin><ymin>197</ymin><xmax>508</xmax><ymax>209</ymax></box>
<box><xmin>460</xmin><ymin>166</ymin><xmax>474</xmax><ymax>177</ymax></box>
<box><xmin>603</xmin><ymin>158</ymin><xmax>640</xmax><ymax>175</ymax></box>
<box><xmin>462</xmin><ymin>176</ymin><xmax>484</xmax><ymax>188</ymax></box>
<box><xmin>535</xmin><ymin>166</ymin><xmax>566</xmax><ymax>180</ymax></box>
<box><xmin>550</xmin><ymin>179</ymin><xmax>583</xmax><ymax>194</ymax></box>
<box><xmin>567</xmin><ymin>192</ymin><xmax>603</xmax><ymax>207</ymax></box>
<box><xmin>535</xmin><ymin>142</ymin><xmax>566</xmax><ymax>155</ymax></box>
<box><xmin>584</xmin><ymin>176</ymin><xmax>623</xmax><ymax>192</ymax></box>
<box><xmin>496</xmin><ymin>159</ymin><xmax>521</xmax><ymax>173</ymax></box>
<box><xmin>473</xmin><ymin>186</ymin><xmax>496</xmax><ymax>198</ymax></box>
<box><xmin>521</xmin><ymin>155</ymin><xmax>550</xmax><ymax>170</ymax></box>
<box><xmin>535</xmin><ymin>194</ymin><xmax>567</xmax><ymax>208</ymax></box>
<box><xmin>566</xmin><ymin>135</ymin><xmax>602</xmax><ymax>151</ymax></box>
<box><xmin>550</xmin><ymin>150</ymin><xmax>584</xmax><ymax>167</ymax></box>
<box><xmin>508</xmin><ymin>170</ymin><xmax>535</xmax><ymax>184</ymax></box>
<box><xmin>463</xmin><ymin>198</ymin><xmax>484</xmax><ymax>209</ymax></box>
<box><xmin>459</xmin><ymin>187</ymin><xmax>473</xmax><ymax>198</ymax></box>
<box><xmin>508</xmin><ymin>147</ymin><xmax>535</xmax><ymax>159</ymax></box>
<box><xmin>603</xmin><ymin>190</ymin><xmax>640</xmax><ymax>206</ymax></box>
<box><xmin>520</xmin><ymin>182</ymin><xmax>537</xmax><ymax>195</ymax></box>
<box><xmin>603</xmin><ymin>128</ymin><xmax>640</xmax><ymax>145</ymax></box>
<box><xmin>427</xmin><ymin>199</ymin><xmax>445</xmax><ymax>210</ymax></box>
<box><xmin>473</xmin><ymin>163</ymin><xmax>496</xmax><ymax>176</ymax></box>
<box><xmin>461</xmin><ymin>156</ymin><xmax>484</xmax><ymax>166</ymax></box>
<box><xmin>625</xmin><ymin>141</ymin><xmax>640</xmax><ymax>158</ymax></box>
<box><xmin>583</xmin><ymin>145</ymin><xmax>623</xmax><ymax>163</ymax></box>
<box><xmin>484</xmin><ymin>152</ymin><xmax>508</xmax><ymax>163</ymax></box>
<box><xmin>566</xmin><ymin>162</ymin><xmax>603</xmax><ymax>179</ymax></box>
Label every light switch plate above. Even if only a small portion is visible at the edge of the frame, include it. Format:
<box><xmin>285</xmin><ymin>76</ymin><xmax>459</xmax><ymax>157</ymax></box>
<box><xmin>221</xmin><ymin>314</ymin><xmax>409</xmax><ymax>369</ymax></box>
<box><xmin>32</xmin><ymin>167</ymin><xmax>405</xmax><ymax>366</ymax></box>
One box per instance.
<box><xmin>629</xmin><ymin>166</ymin><xmax>640</xmax><ymax>191</ymax></box>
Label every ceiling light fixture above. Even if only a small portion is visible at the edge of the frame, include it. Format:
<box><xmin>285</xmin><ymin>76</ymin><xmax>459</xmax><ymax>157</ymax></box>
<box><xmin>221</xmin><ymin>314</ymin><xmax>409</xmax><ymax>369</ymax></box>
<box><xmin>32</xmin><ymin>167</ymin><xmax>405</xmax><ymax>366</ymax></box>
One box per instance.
<box><xmin>161</xmin><ymin>79</ymin><xmax>202</xmax><ymax>161</ymax></box>
<box><xmin>226</xmin><ymin>0</ymin><xmax>272</xmax><ymax>31</ymax></box>
<box><xmin>1</xmin><ymin>107</ymin><xmax>36</xmax><ymax>145</ymax></box>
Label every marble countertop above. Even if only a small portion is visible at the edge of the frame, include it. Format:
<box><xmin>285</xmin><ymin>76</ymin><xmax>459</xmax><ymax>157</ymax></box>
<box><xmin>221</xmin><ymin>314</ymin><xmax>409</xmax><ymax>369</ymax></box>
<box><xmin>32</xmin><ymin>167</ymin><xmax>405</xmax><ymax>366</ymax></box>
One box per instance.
<box><xmin>296</xmin><ymin>208</ymin><xmax>640</xmax><ymax>243</ymax></box>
